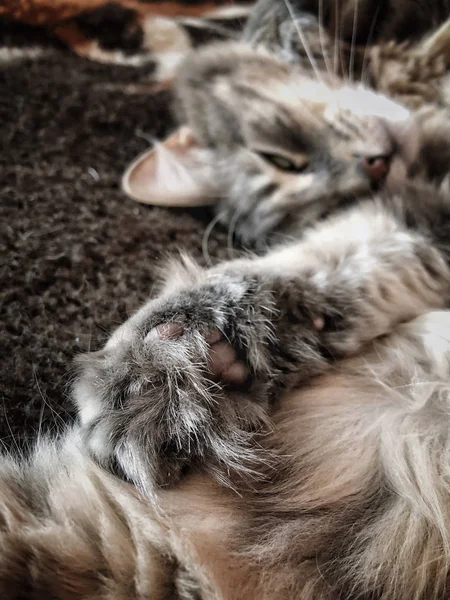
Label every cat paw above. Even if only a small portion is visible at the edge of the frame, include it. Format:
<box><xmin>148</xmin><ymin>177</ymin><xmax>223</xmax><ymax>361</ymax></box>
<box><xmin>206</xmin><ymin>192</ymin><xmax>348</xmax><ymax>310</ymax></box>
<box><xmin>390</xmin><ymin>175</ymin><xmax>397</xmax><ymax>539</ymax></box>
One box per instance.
<box><xmin>74</xmin><ymin>271</ymin><xmax>275</xmax><ymax>490</ymax></box>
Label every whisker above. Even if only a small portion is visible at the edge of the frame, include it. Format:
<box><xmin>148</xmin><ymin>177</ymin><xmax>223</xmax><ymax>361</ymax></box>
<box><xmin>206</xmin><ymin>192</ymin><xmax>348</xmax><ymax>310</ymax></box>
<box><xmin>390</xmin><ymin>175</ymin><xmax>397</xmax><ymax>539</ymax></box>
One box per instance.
<box><xmin>227</xmin><ymin>207</ymin><xmax>241</xmax><ymax>260</ymax></box>
<box><xmin>333</xmin><ymin>0</ymin><xmax>347</xmax><ymax>79</ymax></box>
<box><xmin>318</xmin><ymin>0</ymin><xmax>333</xmax><ymax>79</ymax></box>
<box><xmin>349</xmin><ymin>0</ymin><xmax>359</xmax><ymax>82</ymax></box>
<box><xmin>283</xmin><ymin>0</ymin><xmax>324</xmax><ymax>83</ymax></box>
<box><xmin>337</xmin><ymin>4</ymin><xmax>347</xmax><ymax>80</ymax></box>
<box><xmin>34</xmin><ymin>367</ymin><xmax>71</xmax><ymax>423</ymax></box>
<box><xmin>202</xmin><ymin>211</ymin><xmax>223</xmax><ymax>267</ymax></box>
<box><xmin>1</xmin><ymin>401</ymin><xmax>20</xmax><ymax>456</ymax></box>
<box><xmin>333</xmin><ymin>0</ymin><xmax>340</xmax><ymax>75</ymax></box>
<box><xmin>36</xmin><ymin>394</ymin><xmax>45</xmax><ymax>447</ymax></box>
<box><xmin>360</xmin><ymin>2</ymin><xmax>382</xmax><ymax>85</ymax></box>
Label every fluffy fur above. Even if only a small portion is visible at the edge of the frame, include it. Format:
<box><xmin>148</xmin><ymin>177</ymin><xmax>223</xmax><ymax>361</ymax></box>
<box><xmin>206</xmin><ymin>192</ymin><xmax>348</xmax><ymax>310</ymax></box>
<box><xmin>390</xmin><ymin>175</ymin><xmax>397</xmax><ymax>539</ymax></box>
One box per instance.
<box><xmin>73</xmin><ymin>178</ymin><xmax>450</xmax><ymax>489</ymax></box>
<box><xmin>0</xmin><ymin>432</ymin><xmax>175</xmax><ymax>599</ymax></box>
<box><xmin>56</xmin><ymin>179</ymin><xmax>450</xmax><ymax>598</ymax></box>
<box><xmin>4</xmin><ymin>309</ymin><xmax>450</xmax><ymax>599</ymax></box>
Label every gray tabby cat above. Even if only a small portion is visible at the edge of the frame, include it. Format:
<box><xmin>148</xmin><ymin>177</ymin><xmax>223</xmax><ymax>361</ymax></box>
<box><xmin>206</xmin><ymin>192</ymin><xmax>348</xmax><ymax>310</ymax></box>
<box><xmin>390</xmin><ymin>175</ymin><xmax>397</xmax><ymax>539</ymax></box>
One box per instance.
<box><xmin>4</xmin><ymin>2</ymin><xmax>450</xmax><ymax>599</ymax></box>
<box><xmin>125</xmin><ymin>5</ymin><xmax>450</xmax><ymax>249</ymax></box>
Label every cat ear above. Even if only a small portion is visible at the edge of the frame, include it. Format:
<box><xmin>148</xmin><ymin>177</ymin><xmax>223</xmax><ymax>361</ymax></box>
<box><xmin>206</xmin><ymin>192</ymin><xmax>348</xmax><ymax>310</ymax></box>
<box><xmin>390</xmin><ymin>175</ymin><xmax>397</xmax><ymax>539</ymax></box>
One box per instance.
<box><xmin>121</xmin><ymin>126</ymin><xmax>215</xmax><ymax>207</ymax></box>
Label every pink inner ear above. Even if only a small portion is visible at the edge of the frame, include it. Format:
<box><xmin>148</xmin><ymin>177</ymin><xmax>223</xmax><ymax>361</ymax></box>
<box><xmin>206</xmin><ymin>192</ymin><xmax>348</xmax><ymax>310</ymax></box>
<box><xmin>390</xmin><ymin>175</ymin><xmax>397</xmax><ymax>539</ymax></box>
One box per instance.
<box><xmin>121</xmin><ymin>126</ymin><xmax>214</xmax><ymax>207</ymax></box>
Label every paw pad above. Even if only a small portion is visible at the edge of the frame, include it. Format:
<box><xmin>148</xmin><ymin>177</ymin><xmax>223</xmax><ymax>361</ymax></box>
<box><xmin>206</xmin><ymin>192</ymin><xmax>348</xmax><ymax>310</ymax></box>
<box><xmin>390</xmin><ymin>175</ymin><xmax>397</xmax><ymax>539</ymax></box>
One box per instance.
<box><xmin>147</xmin><ymin>323</ymin><xmax>249</xmax><ymax>385</ymax></box>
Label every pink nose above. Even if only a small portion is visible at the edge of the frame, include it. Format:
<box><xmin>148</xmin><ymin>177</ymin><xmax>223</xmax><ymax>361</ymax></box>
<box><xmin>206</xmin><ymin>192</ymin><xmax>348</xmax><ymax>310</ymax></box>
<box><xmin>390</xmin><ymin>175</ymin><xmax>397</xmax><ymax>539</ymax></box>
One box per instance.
<box><xmin>360</xmin><ymin>155</ymin><xmax>391</xmax><ymax>183</ymax></box>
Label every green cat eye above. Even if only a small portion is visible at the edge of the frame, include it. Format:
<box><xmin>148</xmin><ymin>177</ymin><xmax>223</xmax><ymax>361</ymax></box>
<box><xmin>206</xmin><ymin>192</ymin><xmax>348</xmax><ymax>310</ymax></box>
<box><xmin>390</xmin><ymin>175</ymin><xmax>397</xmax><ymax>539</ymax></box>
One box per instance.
<box><xmin>258</xmin><ymin>152</ymin><xmax>309</xmax><ymax>173</ymax></box>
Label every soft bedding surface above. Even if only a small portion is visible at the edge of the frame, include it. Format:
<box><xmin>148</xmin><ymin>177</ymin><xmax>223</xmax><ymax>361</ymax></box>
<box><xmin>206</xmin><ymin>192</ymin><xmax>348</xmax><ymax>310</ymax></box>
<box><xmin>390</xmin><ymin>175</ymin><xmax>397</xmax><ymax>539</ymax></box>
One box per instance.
<box><xmin>0</xmin><ymin>0</ymin><xmax>248</xmax><ymax>446</ymax></box>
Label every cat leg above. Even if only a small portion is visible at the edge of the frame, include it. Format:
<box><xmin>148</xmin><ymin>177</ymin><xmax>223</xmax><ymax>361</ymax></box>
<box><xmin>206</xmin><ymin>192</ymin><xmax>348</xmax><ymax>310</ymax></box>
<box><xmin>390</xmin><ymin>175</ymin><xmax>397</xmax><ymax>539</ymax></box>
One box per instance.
<box><xmin>74</xmin><ymin>197</ymin><xmax>450</xmax><ymax>491</ymax></box>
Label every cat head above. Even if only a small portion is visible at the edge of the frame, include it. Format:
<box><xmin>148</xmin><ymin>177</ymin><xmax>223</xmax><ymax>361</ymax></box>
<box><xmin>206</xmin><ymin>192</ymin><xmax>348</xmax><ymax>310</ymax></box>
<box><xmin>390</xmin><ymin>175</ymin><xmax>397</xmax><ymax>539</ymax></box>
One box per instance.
<box><xmin>124</xmin><ymin>42</ymin><xmax>420</xmax><ymax>247</ymax></box>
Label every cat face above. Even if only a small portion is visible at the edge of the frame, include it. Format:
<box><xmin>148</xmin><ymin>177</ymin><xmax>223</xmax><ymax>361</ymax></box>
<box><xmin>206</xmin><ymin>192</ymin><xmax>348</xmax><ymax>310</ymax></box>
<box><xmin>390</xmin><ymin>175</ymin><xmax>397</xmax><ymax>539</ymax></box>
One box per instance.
<box><xmin>124</xmin><ymin>43</ymin><xmax>420</xmax><ymax>247</ymax></box>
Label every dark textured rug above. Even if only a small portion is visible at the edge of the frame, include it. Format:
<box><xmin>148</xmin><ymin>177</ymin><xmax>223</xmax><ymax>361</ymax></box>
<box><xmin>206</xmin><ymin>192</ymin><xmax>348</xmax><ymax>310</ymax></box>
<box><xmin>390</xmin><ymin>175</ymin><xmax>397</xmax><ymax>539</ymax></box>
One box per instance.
<box><xmin>0</xmin><ymin>1</ymin><xmax>250</xmax><ymax>448</ymax></box>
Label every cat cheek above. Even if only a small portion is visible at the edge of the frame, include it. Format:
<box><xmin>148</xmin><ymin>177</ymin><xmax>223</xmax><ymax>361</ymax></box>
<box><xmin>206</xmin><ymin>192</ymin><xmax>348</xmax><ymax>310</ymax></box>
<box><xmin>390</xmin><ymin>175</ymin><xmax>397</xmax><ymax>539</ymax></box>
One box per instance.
<box><xmin>284</xmin><ymin>173</ymin><xmax>316</xmax><ymax>194</ymax></box>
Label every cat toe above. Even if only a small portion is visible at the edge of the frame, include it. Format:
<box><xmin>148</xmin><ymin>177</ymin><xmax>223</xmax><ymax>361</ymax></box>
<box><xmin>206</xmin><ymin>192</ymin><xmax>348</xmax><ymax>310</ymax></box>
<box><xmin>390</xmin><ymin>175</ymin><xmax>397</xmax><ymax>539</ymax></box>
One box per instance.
<box><xmin>146</xmin><ymin>322</ymin><xmax>249</xmax><ymax>385</ymax></box>
<box><xmin>208</xmin><ymin>340</ymin><xmax>249</xmax><ymax>385</ymax></box>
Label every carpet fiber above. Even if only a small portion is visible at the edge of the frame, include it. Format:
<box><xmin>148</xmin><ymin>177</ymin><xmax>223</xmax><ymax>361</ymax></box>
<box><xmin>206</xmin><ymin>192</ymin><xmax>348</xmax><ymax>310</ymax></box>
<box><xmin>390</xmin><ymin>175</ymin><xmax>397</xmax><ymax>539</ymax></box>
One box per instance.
<box><xmin>0</xmin><ymin>1</ymin><xmax>248</xmax><ymax>447</ymax></box>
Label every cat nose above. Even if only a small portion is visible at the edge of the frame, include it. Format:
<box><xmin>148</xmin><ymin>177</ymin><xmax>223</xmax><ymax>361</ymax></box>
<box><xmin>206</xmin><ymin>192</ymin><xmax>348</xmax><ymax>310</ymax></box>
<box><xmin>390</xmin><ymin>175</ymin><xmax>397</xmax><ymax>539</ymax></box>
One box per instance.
<box><xmin>359</xmin><ymin>154</ymin><xmax>391</xmax><ymax>183</ymax></box>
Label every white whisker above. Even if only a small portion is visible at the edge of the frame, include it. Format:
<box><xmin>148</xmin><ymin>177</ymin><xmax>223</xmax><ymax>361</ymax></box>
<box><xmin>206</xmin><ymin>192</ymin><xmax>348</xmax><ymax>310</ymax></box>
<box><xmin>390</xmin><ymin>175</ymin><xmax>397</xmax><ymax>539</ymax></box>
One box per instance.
<box><xmin>361</xmin><ymin>2</ymin><xmax>382</xmax><ymax>85</ymax></box>
<box><xmin>202</xmin><ymin>211</ymin><xmax>223</xmax><ymax>267</ymax></box>
<box><xmin>349</xmin><ymin>0</ymin><xmax>359</xmax><ymax>82</ymax></box>
<box><xmin>333</xmin><ymin>0</ymin><xmax>340</xmax><ymax>76</ymax></box>
<box><xmin>1</xmin><ymin>401</ymin><xmax>20</xmax><ymax>456</ymax></box>
<box><xmin>318</xmin><ymin>0</ymin><xmax>333</xmax><ymax>79</ymax></box>
<box><xmin>283</xmin><ymin>0</ymin><xmax>324</xmax><ymax>83</ymax></box>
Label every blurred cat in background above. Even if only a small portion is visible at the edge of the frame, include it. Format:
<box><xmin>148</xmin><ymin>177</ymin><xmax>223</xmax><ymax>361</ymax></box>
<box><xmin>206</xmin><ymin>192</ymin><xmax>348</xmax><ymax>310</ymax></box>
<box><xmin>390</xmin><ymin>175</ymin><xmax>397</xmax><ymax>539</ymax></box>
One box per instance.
<box><xmin>124</xmin><ymin>0</ymin><xmax>450</xmax><ymax>248</ymax></box>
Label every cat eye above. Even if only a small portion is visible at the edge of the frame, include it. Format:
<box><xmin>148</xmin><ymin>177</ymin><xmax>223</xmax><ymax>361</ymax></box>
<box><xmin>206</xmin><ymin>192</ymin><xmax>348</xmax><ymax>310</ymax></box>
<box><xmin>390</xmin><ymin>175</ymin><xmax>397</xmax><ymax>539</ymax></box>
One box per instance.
<box><xmin>258</xmin><ymin>152</ymin><xmax>309</xmax><ymax>173</ymax></box>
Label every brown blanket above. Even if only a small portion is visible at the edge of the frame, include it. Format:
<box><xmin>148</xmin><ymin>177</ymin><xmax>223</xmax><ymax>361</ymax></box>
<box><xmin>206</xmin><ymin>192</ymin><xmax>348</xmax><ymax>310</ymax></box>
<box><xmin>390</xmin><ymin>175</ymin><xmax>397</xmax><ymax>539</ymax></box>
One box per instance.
<box><xmin>0</xmin><ymin>1</ymin><xmax>249</xmax><ymax>446</ymax></box>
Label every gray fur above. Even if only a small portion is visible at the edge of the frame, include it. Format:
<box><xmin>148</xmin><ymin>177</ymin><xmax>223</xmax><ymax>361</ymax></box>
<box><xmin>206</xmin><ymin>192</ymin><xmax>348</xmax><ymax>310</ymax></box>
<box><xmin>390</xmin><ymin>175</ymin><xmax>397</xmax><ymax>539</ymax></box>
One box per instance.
<box><xmin>5</xmin><ymin>309</ymin><xmax>450</xmax><ymax>598</ymax></box>
<box><xmin>74</xmin><ymin>181</ymin><xmax>450</xmax><ymax>493</ymax></box>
